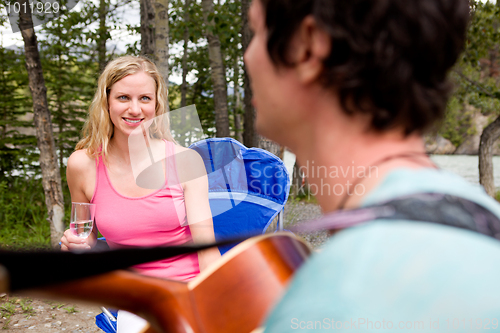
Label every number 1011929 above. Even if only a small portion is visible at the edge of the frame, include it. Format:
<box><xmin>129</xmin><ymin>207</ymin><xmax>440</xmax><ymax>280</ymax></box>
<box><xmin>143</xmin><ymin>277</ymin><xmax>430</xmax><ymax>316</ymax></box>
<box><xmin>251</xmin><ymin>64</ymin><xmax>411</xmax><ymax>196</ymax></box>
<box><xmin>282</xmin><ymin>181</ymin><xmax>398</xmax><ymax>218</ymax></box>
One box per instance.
<box><xmin>5</xmin><ymin>1</ymin><xmax>60</xmax><ymax>14</ymax></box>
<box><xmin>445</xmin><ymin>318</ymin><xmax>498</xmax><ymax>330</ymax></box>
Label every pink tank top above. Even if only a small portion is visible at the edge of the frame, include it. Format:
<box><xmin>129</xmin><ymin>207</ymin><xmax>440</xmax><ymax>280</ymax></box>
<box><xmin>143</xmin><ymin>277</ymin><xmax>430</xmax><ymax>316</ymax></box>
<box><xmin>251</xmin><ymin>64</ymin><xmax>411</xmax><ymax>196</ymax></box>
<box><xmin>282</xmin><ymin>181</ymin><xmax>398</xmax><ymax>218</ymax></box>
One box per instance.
<box><xmin>90</xmin><ymin>140</ymin><xmax>200</xmax><ymax>281</ymax></box>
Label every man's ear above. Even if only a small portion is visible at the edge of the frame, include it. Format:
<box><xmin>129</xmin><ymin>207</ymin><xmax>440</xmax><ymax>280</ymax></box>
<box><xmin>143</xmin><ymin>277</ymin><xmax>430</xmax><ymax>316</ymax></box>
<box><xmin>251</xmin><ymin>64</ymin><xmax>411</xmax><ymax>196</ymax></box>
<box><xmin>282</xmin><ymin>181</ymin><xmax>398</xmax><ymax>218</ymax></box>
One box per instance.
<box><xmin>289</xmin><ymin>15</ymin><xmax>331</xmax><ymax>84</ymax></box>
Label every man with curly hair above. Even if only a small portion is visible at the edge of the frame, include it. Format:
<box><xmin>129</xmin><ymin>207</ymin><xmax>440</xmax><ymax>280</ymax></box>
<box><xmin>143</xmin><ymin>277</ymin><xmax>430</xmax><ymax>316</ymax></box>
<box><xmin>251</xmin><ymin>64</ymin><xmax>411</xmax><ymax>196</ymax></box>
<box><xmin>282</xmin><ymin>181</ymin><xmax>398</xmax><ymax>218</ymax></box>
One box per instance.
<box><xmin>244</xmin><ymin>0</ymin><xmax>500</xmax><ymax>331</ymax></box>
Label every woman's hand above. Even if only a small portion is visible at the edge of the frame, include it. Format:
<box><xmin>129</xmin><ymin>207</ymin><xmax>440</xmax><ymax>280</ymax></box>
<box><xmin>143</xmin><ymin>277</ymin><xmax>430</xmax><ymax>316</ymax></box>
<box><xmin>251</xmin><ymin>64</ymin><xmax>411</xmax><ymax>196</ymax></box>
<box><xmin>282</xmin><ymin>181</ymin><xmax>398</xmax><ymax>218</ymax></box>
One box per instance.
<box><xmin>60</xmin><ymin>229</ymin><xmax>97</xmax><ymax>251</ymax></box>
<box><xmin>63</xmin><ymin>149</ymin><xmax>97</xmax><ymax>252</ymax></box>
<box><xmin>198</xmin><ymin>247</ymin><xmax>222</xmax><ymax>272</ymax></box>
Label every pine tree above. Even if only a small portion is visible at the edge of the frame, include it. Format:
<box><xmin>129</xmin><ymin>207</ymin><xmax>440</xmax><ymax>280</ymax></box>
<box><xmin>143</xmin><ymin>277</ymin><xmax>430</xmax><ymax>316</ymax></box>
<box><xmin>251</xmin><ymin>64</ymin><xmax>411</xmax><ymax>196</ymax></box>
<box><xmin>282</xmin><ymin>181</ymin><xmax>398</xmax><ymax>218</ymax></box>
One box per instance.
<box><xmin>39</xmin><ymin>6</ymin><xmax>96</xmax><ymax>174</ymax></box>
<box><xmin>0</xmin><ymin>34</ymin><xmax>34</xmax><ymax>179</ymax></box>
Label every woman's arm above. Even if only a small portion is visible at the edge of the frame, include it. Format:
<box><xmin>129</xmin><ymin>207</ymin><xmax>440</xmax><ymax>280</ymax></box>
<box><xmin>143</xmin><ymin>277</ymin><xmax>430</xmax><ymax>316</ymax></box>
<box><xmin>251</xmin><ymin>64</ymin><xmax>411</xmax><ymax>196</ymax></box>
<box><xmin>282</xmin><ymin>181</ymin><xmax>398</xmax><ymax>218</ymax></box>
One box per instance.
<box><xmin>177</xmin><ymin>147</ymin><xmax>221</xmax><ymax>272</ymax></box>
<box><xmin>60</xmin><ymin>150</ymin><xmax>98</xmax><ymax>251</ymax></box>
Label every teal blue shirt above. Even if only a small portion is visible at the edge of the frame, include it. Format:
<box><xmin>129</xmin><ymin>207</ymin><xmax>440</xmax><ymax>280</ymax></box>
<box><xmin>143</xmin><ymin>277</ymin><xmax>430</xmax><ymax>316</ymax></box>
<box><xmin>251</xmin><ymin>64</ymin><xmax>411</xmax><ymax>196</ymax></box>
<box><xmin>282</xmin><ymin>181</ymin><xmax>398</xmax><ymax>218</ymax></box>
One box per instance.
<box><xmin>264</xmin><ymin>169</ymin><xmax>500</xmax><ymax>332</ymax></box>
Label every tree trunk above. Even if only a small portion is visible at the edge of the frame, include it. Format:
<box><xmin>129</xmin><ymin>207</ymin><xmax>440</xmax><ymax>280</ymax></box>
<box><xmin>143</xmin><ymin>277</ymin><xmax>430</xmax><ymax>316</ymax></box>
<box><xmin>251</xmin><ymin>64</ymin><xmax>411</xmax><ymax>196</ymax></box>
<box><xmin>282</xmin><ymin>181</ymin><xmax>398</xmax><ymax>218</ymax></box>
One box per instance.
<box><xmin>292</xmin><ymin>160</ymin><xmax>308</xmax><ymax>197</ymax></box>
<box><xmin>478</xmin><ymin>0</ymin><xmax>500</xmax><ymax>197</ymax></box>
<box><xmin>140</xmin><ymin>0</ymin><xmax>156</xmax><ymax>58</ymax></box>
<box><xmin>58</xmin><ymin>101</ymin><xmax>64</xmax><ymax>173</ymax></box>
<box><xmin>201</xmin><ymin>0</ymin><xmax>230</xmax><ymax>137</ymax></box>
<box><xmin>233</xmin><ymin>57</ymin><xmax>243</xmax><ymax>143</ymax></box>
<box><xmin>98</xmin><ymin>0</ymin><xmax>107</xmax><ymax>72</ymax></box>
<box><xmin>155</xmin><ymin>0</ymin><xmax>169</xmax><ymax>102</ymax></box>
<box><xmin>19</xmin><ymin>0</ymin><xmax>65</xmax><ymax>248</ymax></box>
<box><xmin>56</xmin><ymin>44</ymin><xmax>64</xmax><ymax>173</ymax></box>
<box><xmin>180</xmin><ymin>0</ymin><xmax>191</xmax><ymax>108</ymax></box>
<box><xmin>234</xmin><ymin>100</ymin><xmax>243</xmax><ymax>143</ymax></box>
<box><xmin>258</xmin><ymin>137</ymin><xmax>281</xmax><ymax>157</ymax></box>
<box><xmin>241</xmin><ymin>0</ymin><xmax>257</xmax><ymax>147</ymax></box>
<box><xmin>488</xmin><ymin>46</ymin><xmax>499</xmax><ymax>78</ymax></box>
<box><xmin>479</xmin><ymin>116</ymin><xmax>500</xmax><ymax>197</ymax></box>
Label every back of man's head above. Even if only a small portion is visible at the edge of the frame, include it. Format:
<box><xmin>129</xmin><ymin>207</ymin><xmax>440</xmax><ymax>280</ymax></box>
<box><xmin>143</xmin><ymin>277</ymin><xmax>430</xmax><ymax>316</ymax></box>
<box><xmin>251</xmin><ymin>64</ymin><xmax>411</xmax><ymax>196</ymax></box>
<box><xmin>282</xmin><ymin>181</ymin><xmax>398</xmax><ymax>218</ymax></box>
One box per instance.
<box><xmin>260</xmin><ymin>0</ymin><xmax>470</xmax><ymax>134</ymax></box>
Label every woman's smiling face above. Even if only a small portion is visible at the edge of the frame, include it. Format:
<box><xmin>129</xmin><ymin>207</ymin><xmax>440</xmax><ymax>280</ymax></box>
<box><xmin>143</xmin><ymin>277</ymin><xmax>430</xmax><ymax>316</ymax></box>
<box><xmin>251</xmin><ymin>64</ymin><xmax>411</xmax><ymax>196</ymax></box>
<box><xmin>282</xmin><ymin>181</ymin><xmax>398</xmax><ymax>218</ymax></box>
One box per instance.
<box><xmin>108</xmin><ymin>71</ymin><xmax>157</xmax><ymax>139</ymax></box>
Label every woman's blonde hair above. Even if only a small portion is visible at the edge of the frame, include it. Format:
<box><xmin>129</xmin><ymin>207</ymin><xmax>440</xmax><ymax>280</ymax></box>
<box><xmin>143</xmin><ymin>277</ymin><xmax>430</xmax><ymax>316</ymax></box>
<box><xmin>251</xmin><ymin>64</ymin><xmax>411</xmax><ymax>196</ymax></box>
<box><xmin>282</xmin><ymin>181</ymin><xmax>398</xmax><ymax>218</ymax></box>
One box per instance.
<box><xmin>76</xmin><ymin>55</ymin><xmax>173</xmax><ymax>158</ymax></box>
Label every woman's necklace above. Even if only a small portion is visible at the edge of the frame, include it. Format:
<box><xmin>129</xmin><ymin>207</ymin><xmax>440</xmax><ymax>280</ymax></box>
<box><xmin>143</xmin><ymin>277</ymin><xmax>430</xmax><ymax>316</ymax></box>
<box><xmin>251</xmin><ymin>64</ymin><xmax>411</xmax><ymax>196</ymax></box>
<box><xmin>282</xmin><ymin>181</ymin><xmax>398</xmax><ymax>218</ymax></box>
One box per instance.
<box><xmin>337</xmin><ymin>151</ymin><xmax>437</xmax><ymax>210</ymax></box>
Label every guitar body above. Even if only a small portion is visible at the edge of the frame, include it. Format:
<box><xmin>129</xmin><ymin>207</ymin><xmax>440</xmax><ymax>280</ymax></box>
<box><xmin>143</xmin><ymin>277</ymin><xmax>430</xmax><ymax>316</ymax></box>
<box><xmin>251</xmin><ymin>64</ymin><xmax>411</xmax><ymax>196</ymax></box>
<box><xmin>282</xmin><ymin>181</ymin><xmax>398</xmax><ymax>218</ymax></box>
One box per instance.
<box><xmin>36</xmin><ymin>233</ymin><xmax>311</xmax><ymax>333</ymax></box>
<box><xmin>189</xmin><ymin>233</ymin><xmax>311</xmax><ymax>333</ymax></box>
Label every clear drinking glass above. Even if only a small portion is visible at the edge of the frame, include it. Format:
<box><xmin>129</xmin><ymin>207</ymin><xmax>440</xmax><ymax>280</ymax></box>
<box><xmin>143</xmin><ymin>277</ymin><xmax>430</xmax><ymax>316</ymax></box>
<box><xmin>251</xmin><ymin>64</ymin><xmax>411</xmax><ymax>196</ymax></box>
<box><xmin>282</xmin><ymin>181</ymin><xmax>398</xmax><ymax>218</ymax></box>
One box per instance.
<box><xmin>70</xmin><ymin>202</ymin><xmax>95</xmax><ymax>238</ymax></box>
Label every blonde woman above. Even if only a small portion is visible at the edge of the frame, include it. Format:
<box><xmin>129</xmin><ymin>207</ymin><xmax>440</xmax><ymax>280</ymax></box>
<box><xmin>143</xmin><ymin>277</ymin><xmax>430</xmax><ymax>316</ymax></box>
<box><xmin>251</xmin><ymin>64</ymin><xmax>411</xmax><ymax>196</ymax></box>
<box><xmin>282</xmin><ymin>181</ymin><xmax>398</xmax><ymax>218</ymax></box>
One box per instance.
<box><xmin>60</xmin><ymin>55</ymin><xmax>220</xmax><ymax>278</ymax></box>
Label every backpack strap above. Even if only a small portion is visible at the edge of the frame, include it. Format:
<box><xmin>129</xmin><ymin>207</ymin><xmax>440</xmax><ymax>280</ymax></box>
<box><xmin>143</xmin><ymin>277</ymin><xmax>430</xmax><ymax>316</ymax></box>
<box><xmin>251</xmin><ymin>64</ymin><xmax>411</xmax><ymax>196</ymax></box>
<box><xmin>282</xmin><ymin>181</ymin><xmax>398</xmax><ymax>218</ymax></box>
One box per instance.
<box><xmin>292</xmin><ymin>193</ymin><xmax>500</xmax><ymax>241</ymax></box>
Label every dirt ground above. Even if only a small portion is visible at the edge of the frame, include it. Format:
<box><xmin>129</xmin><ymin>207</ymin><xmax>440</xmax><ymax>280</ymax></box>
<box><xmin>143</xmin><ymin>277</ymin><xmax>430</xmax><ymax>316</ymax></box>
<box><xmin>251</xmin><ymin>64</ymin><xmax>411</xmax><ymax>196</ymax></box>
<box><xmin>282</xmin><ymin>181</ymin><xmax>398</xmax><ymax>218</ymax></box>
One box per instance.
<box><xmin>0</xmin><ymin>294</ymin><xmax>103</xmax><ymax>333</ymax></box>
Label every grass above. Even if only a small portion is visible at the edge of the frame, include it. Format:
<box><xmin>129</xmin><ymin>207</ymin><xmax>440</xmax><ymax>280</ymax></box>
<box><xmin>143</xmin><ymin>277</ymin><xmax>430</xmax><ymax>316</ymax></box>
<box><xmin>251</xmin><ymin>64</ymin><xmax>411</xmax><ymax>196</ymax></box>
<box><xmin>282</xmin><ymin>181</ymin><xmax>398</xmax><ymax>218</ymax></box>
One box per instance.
<box><xmin>0</xmin><ymin>296</ymin><xmax>37</xmax><ymax>329</ymax></box>
<box><xmin>64</xmin><ymin>305</ymin><xmax>78</xmax><ymax>314</ymax></box>
<box><xmin>0</xmin><ymin>302</ymin><xmax>16</xmax><ymax>317</ymax></box>
<box><xmin>44</xmin><ymin>300</ymin><xmax>65</xmax><ymax>309</ymax></box>
<box><xmin>0</xmin><ymin>174</ymin><xmax>74</xmax><ymax>250</ymax></box>
<box><xmin>291</xmin><ymin>185</ymin><xmax>319</xmax><ymax>205</ymax></box>
<box><xmin>1</xmin><ymin>318</ymin><xmax>10</xmax><ymax>330</ymax></box>
<box><xmin>0</xmin><ymin>177</ymin><xmax>51</xmax><ymax>249</ymax></box>
<box><xmin>19</xmin><ymin>298</ymin><xmax>35</xmax><ymax>318</ymax></box>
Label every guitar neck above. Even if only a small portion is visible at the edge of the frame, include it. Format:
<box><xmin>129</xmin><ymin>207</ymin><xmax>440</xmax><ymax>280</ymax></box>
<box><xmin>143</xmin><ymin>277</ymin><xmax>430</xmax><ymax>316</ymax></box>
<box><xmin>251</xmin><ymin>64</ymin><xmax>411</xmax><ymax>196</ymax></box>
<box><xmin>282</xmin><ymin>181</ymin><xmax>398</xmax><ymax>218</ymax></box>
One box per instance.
<box><xmin>0</xmin><ymin>237</ymin><xmax>244</xmax><ymax>292</ymax></box>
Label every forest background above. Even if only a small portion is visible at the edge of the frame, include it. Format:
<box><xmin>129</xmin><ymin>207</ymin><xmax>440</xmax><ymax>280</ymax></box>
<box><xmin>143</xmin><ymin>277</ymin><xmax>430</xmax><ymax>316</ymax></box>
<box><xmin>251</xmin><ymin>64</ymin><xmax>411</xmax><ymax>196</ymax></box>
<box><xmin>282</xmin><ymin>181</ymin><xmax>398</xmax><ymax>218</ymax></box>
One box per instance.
<box><xmin>0</xmin><ymin>0</ymin><xmax>499</xmax><ymax>249</ymax></box>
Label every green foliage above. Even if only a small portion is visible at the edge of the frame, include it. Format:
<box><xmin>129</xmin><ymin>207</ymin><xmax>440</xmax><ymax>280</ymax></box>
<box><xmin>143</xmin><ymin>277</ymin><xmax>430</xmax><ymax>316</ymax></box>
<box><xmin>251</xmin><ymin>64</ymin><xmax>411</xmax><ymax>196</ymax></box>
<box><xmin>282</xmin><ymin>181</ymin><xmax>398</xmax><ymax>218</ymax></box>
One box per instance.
<box><xmin>39</xmin><ymin>3</ymin><xmax>98</xmax><ymax>173</ymax></box>
<box><xmin>439</xmin><ymin>95</ymin><xmax>475</xmax><ymax>147</ymax></box>
<box><xmin>0</xmin><ymin>177</ymin><xmax>50</xmax><ymax>249</ymax></box>
<box><xmin>0</xmin><ymin>29</ymin><xmax>36</xmax><ymax>179</ymax></box>
<box><xmin>462</xmin><ymin>0</ymin><xmax>500</xmax><ymax>67</ymax></box>
<box><xmin>169</xmin><ymin>0</ymin><xmax>242</xmax><ymax>137</ymax></box>
<box><xmin>442</xmin><ymin>0</ymin><xmax>500</xmax><ymax>143</ymax></box>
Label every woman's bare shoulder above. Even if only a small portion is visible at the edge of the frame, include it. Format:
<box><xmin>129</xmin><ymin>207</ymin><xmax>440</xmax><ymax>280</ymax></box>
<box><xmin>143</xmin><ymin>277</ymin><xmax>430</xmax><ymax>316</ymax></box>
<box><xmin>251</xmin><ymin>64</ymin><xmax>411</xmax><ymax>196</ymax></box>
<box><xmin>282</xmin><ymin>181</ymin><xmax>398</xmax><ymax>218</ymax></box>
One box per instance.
<box><xmin>174</xmin><ymin>144</ymin><xmax>203</xmax><ymax>164</ymax></box>
<box><xmin>173</xmin><ymin>144</ymin><xmax>191</xmax><ymax>153</ymax></box>
<box><xmin>66</xmin><ymin>149</ymin><xmax>97</xmax><ymax>201</ymax></box>
<box><xmin>173</xmin><ymin>143</ymin><xmax>207</xmax><ymax>186</ymax></box>
<box><xmin>67</xmin><ymin>149</ymin><xmax>95</xmax><ymax>175</ymax></box>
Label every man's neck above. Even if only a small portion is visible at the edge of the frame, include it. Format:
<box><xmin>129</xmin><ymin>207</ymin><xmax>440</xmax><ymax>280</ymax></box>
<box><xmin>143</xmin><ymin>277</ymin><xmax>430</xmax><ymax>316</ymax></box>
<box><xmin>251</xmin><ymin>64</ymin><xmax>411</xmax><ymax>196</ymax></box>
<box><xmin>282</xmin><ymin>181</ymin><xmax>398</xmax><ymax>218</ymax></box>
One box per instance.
<box><xmin>288</xmin><ymin>96</ymin><xmax>432</xmax><ymax>213</ymax></box>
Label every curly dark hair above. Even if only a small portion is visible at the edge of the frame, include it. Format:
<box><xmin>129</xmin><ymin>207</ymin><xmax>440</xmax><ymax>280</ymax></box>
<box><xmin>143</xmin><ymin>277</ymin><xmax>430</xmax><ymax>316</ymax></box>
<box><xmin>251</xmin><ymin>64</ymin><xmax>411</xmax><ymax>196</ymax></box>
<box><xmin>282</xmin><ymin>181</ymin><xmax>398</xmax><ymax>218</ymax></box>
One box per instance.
<box><xmin>260</xmin><ymin>0</ymin><xmax>470</xmax><ymax>134</ymax></box>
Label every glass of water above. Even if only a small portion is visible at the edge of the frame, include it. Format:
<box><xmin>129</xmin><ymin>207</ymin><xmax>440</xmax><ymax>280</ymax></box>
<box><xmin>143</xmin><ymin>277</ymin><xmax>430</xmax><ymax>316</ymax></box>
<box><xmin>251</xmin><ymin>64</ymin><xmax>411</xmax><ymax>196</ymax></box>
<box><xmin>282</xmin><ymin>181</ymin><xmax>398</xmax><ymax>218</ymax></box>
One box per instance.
<box><xmin>70</xmin><ymin>202</ymin><xmax>95</xmax><ymax>238</ymax></box>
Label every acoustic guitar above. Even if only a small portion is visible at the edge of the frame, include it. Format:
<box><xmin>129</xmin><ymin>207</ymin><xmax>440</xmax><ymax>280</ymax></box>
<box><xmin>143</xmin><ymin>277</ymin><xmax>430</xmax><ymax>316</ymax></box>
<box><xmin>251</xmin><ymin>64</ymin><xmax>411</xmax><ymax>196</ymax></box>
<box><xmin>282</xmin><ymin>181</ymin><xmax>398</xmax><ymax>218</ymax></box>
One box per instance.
<box><xmin>1</xmin><ymin>233</ymin><xmax>311</xmax><ymax>333</ymax></box>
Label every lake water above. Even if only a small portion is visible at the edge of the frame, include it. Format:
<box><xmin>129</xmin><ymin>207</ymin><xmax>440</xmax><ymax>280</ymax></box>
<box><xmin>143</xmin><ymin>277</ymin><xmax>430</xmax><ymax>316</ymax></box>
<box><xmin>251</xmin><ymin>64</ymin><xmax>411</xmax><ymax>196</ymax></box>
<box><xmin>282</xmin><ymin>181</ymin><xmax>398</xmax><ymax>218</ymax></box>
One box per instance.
<box><xmin>283</xmin><ymin>152</ymin><xmax>500</xmax><ymax>189</ymax></box>
<box><xmin>430</xmin><ymin>155</ymin><xmax>500</xmax><ymax>189</ymax></box>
